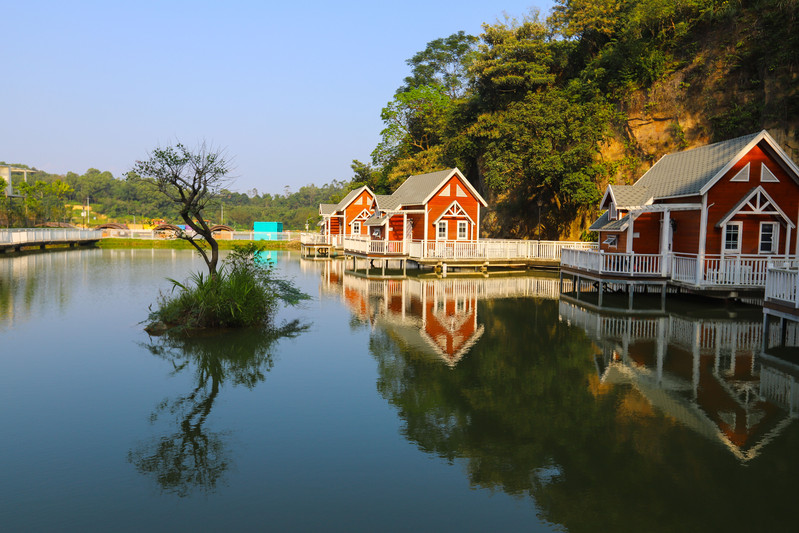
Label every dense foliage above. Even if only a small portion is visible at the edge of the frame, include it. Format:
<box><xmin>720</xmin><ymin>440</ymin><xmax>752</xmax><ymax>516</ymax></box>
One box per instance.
<box><xmin>4</xmin><ymin>1</ymin><xmax>798</xmax><ymax>236</ymax></box>
<box><xmin>364</xmin><ymin>0</ymin><xmax>799</xmax><ymax>238</ymax></box>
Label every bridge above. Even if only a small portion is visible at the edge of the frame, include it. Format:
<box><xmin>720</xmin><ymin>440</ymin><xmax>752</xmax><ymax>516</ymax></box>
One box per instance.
<box><xmin>0</xmin><ymin>229</ymin><xmax>102</xmax><ymax>253</ymax></box>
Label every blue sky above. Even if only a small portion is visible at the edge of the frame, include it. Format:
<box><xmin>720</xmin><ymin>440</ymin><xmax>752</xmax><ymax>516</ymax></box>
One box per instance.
<box><xmin>3</xmin><ymin>0</ymin><xmax>554</xmax><ymax>195</ymax></box>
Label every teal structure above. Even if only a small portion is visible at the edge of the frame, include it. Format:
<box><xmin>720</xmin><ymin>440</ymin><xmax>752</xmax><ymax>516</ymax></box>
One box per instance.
<box><xmin>253</xmin><ymin>221</ymin><xmax>283</xmax><ymax>240</ymax></box>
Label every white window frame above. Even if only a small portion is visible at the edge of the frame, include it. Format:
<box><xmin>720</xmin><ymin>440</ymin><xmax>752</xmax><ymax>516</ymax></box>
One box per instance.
<box><xmin>724</xmin><ymin>221</ymin><xmax>742</xmax><ymax>253</ymax></box>
<box><xmin>759</xmin><ymin>221</ymin><xmax>779</xmax><ymax>254</ymax></box>
<box><xmin>609</xmin><ymin>203</ymin><xmax>617</xmax><ymax>221</ymax></box>
<box><xmin>603</xmin><ymin>234</ymin><xmax>618</xmax><ymax>248</ymax></box>
<box><xmin>457</xmin><ymin>220</ymin><xmax>468</xmax><ymax>240</ymax></box>
<box><xmin>437</xmin><ymin>220</ymin><xmax>448</xmax><ymax>240</ymax></box>
<box><xmin>352</xmin><ymin>221</ymin><xmax>361</xmax><ymax>235</ymax></box>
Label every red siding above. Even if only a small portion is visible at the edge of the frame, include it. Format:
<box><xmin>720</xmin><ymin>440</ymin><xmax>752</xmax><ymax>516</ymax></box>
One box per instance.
<box><xmin>425</xmin><ymin>176</ymin><xmax>481</xmax><ymax>240</ymax></box>
<box><xmin>343</xmin><ymin>190</ymin><xmax>375</xmax><ymax>237</ymax></box>
<box><xmin>706</xmin><ymin>144</ymin><xmax>799</xmax><ymax>255</ymax></box>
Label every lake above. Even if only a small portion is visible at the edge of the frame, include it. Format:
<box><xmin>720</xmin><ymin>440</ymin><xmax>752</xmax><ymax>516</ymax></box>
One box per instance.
<box><xmin>2</xmin><ymin>248</ymin><xmax>799</xmax><ymax>532</ymax></box>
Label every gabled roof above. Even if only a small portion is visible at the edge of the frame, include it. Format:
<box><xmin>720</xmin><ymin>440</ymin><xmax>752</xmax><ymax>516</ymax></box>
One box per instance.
<box><xmin>634</xmin><ymin>132</ymin><xmax>762</xmax><ymax>198</ymax></box>
<box><xmin>597</xmin><ymin>130</ymin><xmax>799</xmax><ymax>216</ymax></box>
<box><xmin>601</xmin><ymin>184</ymin><xmax>652</xmax><ymax>209</ymax></box>
<box><xmin>336</xmin><ymin>186</ymin><xmax>374</xmax><ymax>211</ymax></box>
<box><xmin>319</xmin><ymin>203</ymin><xmax>337</xmax><ymax>216</ymax></box>
<box><xmin>376</xmin><ymin>168</ymin><xmax>488</xmax><ymax>211</ymax></box>
<box><xmin>589</xmin><ymin>211</ymin><xmax>629</xmax><ymax>232</ymax></box>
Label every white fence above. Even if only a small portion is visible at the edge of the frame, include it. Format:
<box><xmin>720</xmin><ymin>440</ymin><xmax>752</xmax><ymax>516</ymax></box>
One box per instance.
<box><xmin>563</xmin><ymin>249</ymin><xmax>795</xmax><ymax>289</ymax></box>
<box><xmin>343</xmin><ymin>238</ymin><xmax>595</xmax><ymax>261</ymax></box>
<box><xmin>103</xmin><ymin>229</ymin><xmax>301</xmax><ymax>241</ymax></box>
<box><xmin>765</xmin><ymin>266</ymin><xmax>799</xmax><ymax>307</ymax></box>
<box><xmin>0</xmin><ymin>228</ymin><xmax>102</xmax><ymax>246</ymax></box>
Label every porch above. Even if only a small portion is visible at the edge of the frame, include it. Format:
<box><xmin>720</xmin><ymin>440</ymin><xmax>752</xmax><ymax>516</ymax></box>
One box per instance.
<box><xmin>561</xmin><ymin>248</ymin><xmax>791</xmax><ymax>290</ymax></box>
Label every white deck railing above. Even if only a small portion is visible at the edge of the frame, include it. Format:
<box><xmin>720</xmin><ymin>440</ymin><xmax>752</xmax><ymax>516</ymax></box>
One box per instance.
<box><xmin>343</xmin><ymin>238</ymin><xmax>595</xmax><ymax>260</ymax></box>
<box><xmin>300</xmin><ymin>233</ymin><xmax>344</xmax><ymax>246</ymax></box>
<box><xmin>0</xmin><ymin>228</ymin><xmax>102</xmax><ymax>245</ymax></box>
<box><xmin>563</xmin><ymin>249</ymin><xmax>797</xmax><ymax>289</ymax></box>
<box><xmin>561</xmin><ymin>249</ymin><xmax>664</xmax><ymax>277</ymax></box>
<box><xmin>765</xmin><ymin>266</ymin><xmax>799</xmax><ymax>307</ymax></box>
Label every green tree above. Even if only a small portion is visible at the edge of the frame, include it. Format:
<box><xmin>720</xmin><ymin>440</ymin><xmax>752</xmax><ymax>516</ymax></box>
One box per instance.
<box><xmin>133</xmin><ymin>142</ymin><xmax>231</xmax><ymax>278</ymax></box>
<box><xmin>400</xmin><ymin>31</ymin><xmax>478</xmax><ymax>99</ymax></box>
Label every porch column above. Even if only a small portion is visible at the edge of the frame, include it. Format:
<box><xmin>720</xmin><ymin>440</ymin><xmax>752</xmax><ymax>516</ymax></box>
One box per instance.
<box><xmin>626</xmin><ymin>215</ymin><xmax>635</xmax><ymax>254</ymax></box>
<box><xmin>785</xmin><ymin>223</ymin><xmax>792</xmax><ymax>259</ymax></box>
<box><xmin>660</xmin><ymin>210</ymin><xmax>671</xmax><ymax>276</ymax></box>
<box><xmin>424</xmin><ymin>206</ymin><xmax>429</xmax><ymax>258</ymax></box>
<box><xmin>696</xmin><ymin>195</ymin><xmax>708</xmax><ymax>285</ymax></box>
<box><xmin>403</xmin><ymin>212</ymin><xmax>407</xmax><ymax>254</ymax></box>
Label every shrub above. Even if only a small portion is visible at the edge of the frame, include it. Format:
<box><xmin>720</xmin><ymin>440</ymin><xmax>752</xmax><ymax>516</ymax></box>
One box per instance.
<box><xmin>147</xmin><ymin>243</ymin><xmax>309</xmax><ymax>334</ymax></box>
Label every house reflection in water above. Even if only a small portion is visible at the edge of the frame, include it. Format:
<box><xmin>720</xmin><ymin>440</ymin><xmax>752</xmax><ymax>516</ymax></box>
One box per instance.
<box><xmin>560</xmin><ymin>299</ymin><xmax>799</xmax><ymax>462</ymax></box>
<box><xmin>319</xmin><ymin>260</ymin><xmax>562</xmax><ymax>366</ymax></box>
<box><xmin>761</xmin><ymin>308</ymin><xmax>799</xmax><ymax>417</ymax></box>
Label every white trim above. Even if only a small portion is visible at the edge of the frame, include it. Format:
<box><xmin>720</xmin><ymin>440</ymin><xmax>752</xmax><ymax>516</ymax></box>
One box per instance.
<box><xmin>730</xmin><ymin>163</ymin><xmax>750</xmax><ymax>182</ymax></box>
<box><xmin>338</xmin><ymin>186</ymin><xmax>376</xmax><ymax>211</ymax></box>
<box><xmin>759</xmin><ymin>221</ymin><xmax>779</xmax><ymax>254</ymax></box>
<box><xmin>432</xmin><ymin>200</ymin><xmax>475</xmax><ymax>225</ymax></box>
<box><xmin>421</xmin><ymin>168</ymin><xmax>488</xmax><ymax>207</ymax></box>
<box><xmin>457</xmin><ymin>220</ymin><xmax>468</xmax><ymax>240</ymax></box>
<box><xmin>599</xmin><ymin>186</ymin><xmax>615</xmax><ymax>210</ymax></box>
<box><xmin>761</xmin><ymin>162</ymin><xmax>779</xmax><ymax>183</ymax></box>
<box><xmin>352</xmin><ymin>220</ymin><xmax>362</xmax><ymax>235</ymax></box>
<box><xmin>699</xmin><ymin>130</ymin><xmax>799</xmax><ymax>194</ymax></box>
<box><xmin>723</xmin><ymin>221</ymin><xmax>743</xmax><ymax>253</ymax></box>
<box><xmin>716</xmin><ymin>186</ymin><xmax>795</xmax><ymax>228</ymax></box>
<box><xmin>437</xmin><ymin>220</ymin><xmax>448</xmax><ymax>240</ymax></box>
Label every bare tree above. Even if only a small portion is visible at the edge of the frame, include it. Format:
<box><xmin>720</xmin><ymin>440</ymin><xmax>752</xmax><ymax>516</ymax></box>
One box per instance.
<box><xmin>134</xmin><ymin>142</ymin><xmax>232</xmax><ymax>277</ymax></box>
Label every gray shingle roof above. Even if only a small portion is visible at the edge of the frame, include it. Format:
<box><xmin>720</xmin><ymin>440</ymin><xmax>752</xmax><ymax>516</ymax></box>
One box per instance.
<box><xmin>589</xmin><ymin>211</ymin><xmax>629</xmax><ymax>232</ymax></box>
<box><xmin>319</xmin><ymin>203</ymin><xmax>337</xmax><ymax>215</ymax></box>
<box><xmin>635</xmin><ymin>131</ymin><xmax>761</xmax><ymax>198</ymax></box>
<box><xmin>609</xmin><ymin>184</ymin><xmax>651</xmax><ymax>208</ymax></box>
<box><xmin>364</xmin><ymin>214</ymin><xmax>388</xmax><ymax>226</ymax></box>
<box><xmin>388</xmin><ymin>169</ymin><xmax>455</xmax><ymax>208</ymax></box>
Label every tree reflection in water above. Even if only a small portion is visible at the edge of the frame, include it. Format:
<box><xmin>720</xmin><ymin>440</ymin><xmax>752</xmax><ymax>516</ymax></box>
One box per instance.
<box><xmin>370</xmin><ymin>297</ymin><xmax>799</xmax><ymax>532</ymax></box>
<box><xmin>128</xmin><ymin>321</ymin><xmax>307</xmax><ymax>497</ymax></box>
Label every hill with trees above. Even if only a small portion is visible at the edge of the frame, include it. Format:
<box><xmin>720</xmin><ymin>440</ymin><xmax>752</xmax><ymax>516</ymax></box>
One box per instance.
<box><xmin>4</xmin><ymin>1</ymin><xmax>798</xmax><ymax>236</ymax></box>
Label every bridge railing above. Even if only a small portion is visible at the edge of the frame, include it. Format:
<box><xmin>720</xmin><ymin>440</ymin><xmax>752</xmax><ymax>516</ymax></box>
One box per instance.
<box><xmin>0</xmin><ymin>228</ymin><xmax>102</xmax><ymax>245</ymax></box>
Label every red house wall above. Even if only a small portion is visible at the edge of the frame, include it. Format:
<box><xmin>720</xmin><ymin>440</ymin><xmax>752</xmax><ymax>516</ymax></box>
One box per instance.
<box><xmin>425</xmin><ymin>176</ymin><xmax>481</xmax><ymax>240</ymax></box>
<box><xmin>343</xmin><ymin>190</ymin><xmax>375</xmax><ymax>237</ymax></box>
<box><xmin>706</xmin><ymin>144</ymin><xmax>799</xmax><ymax>255</ymax></box>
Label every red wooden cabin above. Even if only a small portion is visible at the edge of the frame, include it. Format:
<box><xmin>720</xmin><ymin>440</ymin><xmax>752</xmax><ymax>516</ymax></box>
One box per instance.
<box><xmin>567</xmin><ymin>130</ymin><xmax>799</xmax><ymax>289</ymax></box>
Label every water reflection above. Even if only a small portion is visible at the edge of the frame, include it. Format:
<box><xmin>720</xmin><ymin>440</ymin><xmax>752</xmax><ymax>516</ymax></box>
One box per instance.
<box><xmin>318</xmin><ymin>259</ymin><xmax>561</xmax><ymax>365</ymax></box>
<box><xmin>316</xmin><ymin>260</ymin><xmax>799</xmax><ymax>531</ymax></box>
<box><xmin>559</xmin><ymin>300</ymin><xmax>792</xmax><ymax>462</ymax></box>
<box><xmin>129</xmin><ymin>322</ymin><xmax>306</xmax><ymax>496</ymax></box>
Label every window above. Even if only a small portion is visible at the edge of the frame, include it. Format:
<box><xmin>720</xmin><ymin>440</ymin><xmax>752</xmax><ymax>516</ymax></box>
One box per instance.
<box><xmin>724</xmin><ymin>222</ymin><xmax>742</xmax><ymax>253</ymax></box>
<box><xmin>759</xmin><ymin>222</ymin><xmax>779</xmax><ymax>254</ymax></box>
<box><xmin>457</xmin><ymin>221</ymin><xmax>468</xmax><ymax>240</ymax></box>
<box><xmin>609</xmin><ymin>203</ymin><xmax>617</xmax><ymax>221</ymax></box>
<box><xmin>603</xmin><ymin>235</ymin><xmax>618</xmax><ymax>248</ymax></box>
<box><xmin>437</xmin><ymin>221</ymin><xmax>448</xmax><ymax>240</ymax></box>
<box><xmin>352</xmin><ymin>221</ymin><xmax>361</xmax><ymax>235</ymax></box>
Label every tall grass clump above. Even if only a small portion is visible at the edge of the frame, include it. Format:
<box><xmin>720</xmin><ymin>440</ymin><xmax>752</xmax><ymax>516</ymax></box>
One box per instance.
<box><xmin>146</xmin><ymin>243</ymin><xmax>309</xmax><ymax>334</ymax></box>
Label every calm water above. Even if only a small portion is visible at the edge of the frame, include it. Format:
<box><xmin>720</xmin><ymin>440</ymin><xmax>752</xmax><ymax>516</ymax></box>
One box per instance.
<box><xmin>2</xmin><ymin>249</ymin><xmax>799</xmax><ymax>532</ymax></box>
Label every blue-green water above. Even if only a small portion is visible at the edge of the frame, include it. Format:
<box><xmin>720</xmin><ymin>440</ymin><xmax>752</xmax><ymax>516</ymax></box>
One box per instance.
<box><xmin>2</xmin><ymin>249</ymin><xmax>799</xmax><ymax>532</ymax></box>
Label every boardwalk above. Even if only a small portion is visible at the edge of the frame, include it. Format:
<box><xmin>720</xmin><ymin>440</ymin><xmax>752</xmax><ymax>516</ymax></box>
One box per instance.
<box><xmin>0</xmin><ymin>229</ymin><xmax>102</xmax><ymax>253</ymax></box>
